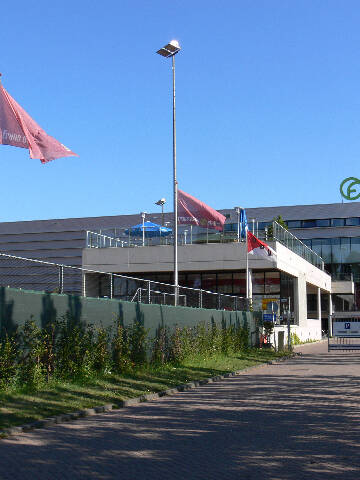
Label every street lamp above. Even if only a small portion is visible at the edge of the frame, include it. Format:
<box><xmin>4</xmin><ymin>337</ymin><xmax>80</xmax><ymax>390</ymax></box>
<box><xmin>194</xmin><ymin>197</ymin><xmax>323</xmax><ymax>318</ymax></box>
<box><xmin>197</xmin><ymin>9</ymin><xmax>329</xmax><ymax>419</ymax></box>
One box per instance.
<box><xmin>155</xmin><ymin>198</ymin><xmax>166</xmax><ymax>226</ymax></box>
<box><xmin>141</xmin><ymin>211</ymin><xmax>146</xmax><ymax>247</ymax></box>
<box><xmin>234</xmin><ymin>207</ymin><xmax>242</xmax><ymax>242</ymax></box>
<box><xmin>157</xmin><ymin>39</ymin><xmax>181</xmax><ymax>305</ymax></box>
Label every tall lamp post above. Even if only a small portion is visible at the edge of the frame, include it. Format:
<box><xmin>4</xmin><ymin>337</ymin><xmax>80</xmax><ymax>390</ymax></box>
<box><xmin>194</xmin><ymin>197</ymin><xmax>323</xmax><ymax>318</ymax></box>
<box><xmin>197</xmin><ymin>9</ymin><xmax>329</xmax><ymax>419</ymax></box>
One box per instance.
<box><xmin>234</xmin><ymin>206</ymin><xmax>242</xmax><ymax>242</ymax></box>
<box><xmin>141</xmin><ymin>211</ymin><xmax>146</xmax><ymax>247</ymax></box>
<box><xmin>157</xmin><ymin>40</ymin><xmax>181</xmax><ymax>305</ymax></box>
<box><xmin>155</xmin><ymin>198</ymin><xmax>166</xmax><ymax>226</ymax></box>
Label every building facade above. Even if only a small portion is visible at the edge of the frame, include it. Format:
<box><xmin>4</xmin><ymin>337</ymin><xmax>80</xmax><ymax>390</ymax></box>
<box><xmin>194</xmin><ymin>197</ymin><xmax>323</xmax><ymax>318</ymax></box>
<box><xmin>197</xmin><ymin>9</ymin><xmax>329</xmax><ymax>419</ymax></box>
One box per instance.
<box><xmin>0</xmin><ymin>201</ymin><xmax>358</xmax><ymax>332</ymax></box>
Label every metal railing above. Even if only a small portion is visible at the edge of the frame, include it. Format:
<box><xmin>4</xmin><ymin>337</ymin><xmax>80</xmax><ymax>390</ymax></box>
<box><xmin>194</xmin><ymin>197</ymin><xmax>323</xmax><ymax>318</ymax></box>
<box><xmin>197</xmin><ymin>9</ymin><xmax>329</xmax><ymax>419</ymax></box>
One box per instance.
<box><xmin>331</xmin><ymin>272</ymin><xmax>354</xmax><ymax>282</ymax></box>
<box><xmin>271</xmin><ymin>221</ymin><xmax>324</xmax><ymax>270</ymax></box>
<box><xmin>0</xmin><ymin>252</ymin><xmax>248</xmax><ymax>311</ymax></box>
<box><xmin>85</xmin><ymin>227</ymin><xmax>266</xmax><ymax>249</ymax></box>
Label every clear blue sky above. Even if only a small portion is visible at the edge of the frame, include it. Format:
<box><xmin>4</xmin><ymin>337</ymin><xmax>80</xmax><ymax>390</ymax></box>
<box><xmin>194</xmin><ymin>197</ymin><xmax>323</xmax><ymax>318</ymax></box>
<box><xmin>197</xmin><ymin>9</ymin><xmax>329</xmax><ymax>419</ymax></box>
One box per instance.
<box><xmin>1</xmin><ymin>0</ymin><xmax>360</xmax><ymax>222</ymax></box>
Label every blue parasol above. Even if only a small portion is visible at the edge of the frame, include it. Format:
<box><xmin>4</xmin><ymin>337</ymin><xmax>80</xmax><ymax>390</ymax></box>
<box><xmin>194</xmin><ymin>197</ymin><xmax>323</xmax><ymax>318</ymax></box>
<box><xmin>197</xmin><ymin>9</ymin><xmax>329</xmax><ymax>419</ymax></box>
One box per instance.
<box><xmin>125</xmin><ymin>221</ymin><xmax>172</xmax><ymax>238</ymax></box>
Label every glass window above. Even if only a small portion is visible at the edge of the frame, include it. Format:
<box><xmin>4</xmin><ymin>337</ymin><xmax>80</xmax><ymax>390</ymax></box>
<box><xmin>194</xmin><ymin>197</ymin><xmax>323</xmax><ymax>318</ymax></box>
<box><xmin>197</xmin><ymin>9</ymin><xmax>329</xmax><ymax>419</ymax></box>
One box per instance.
<box><xmin>350</xmin><ymin>238</ymin><xmax>360</xmax><ymax>263</ymax></box>
<box><xmin>340</xmin><ymin>238</ymin><xmax>351</xmax><ymax>263</ymax></box>
<box><xmin>345</xmin><ymin>217</ymin><xmax>360</xmax><ymax>226</ymax></box>
<box><xmin>320</xmin><ymin>239</ymin><xmax>332</xmax><ymax>263</ymax></box>
<box><xmin>217</xmin><ymin>273</ymin><xmax>233</xmax><ymax>294</ymax></box>
<box><xmin>113</xmin><ymin>277</ymin><xmax>128</xmax><ymax>298</ymax></box>
<box><xmin>186</xmin><ymin>273</ymin><xmax>201</xmax><ymax>289</ymax></box>
<box><xmin>202</xmin><ymin>273</ymin><xmax>216</xmax><ymax>292</ymax></box>
<box><xmin>258</xmin><ymin>222</ymin><xmax>270</xmax><ymax>230</ymax></box>
<box><xmin>287</xmin><ymin>220</ymin><xmax>301</xmax><ymax>228</ymax></box>
<box><xmin>307</xmin><ymin>294</ymin><xmax>317</xmax><ymax>312</ymax></box>
<box><xmin>302</xmin><ymin>219</ymin><xmax>317</xmax><ymax>228</ymax></box>
<box><xmin>332</xmin><ymin>218</ymin><xmax>345</xmax><ymax>227</ymax></box>
<box><xmin>252</xmin><ymin>272</ymin><xmax>264</xmax><ymax>294</ymax></box>
<box><xmin>316</xmin><ymin>219</ymin><xmax>331</xmax><ymax>227</ymax></box>
<box><xmin>331</xmin><ymin>238</ymin><xmax>341</xmax><ymax>263</ymax></box>
<box><xmin>265</xmin><ymin>271</ymin><xmax>280</xmax><ymax>294</ymax></box>
<box><xmin>311</xmin><ymin>239</ymin><xmax>323</xmax><ymax>257</ymax></box>
<box><xmin>224</xmin><ymin>223</ymin><xmax>236</xmax><ymax>232</ymax></box>
<box><xmin>233</xmin><ymin>273</ymin><xmax>246</xmax><ymax>295</ymax></box>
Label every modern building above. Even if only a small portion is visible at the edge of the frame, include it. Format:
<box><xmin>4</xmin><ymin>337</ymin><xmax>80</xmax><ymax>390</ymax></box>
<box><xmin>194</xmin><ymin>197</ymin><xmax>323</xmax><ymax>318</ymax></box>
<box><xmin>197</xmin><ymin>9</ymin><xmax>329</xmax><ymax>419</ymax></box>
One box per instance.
<box><xmin>0</xmin><ymin>201</ymin><xmax>358</xmax><ymax>336</ymax></box>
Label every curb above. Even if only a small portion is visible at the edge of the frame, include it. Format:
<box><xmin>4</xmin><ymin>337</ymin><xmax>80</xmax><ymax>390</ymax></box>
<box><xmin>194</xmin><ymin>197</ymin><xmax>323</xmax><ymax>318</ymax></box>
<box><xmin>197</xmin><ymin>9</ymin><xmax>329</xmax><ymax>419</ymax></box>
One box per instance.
<box><xmin>0</xmin><ymin>353</ymin><xmax>297</xmax><ymax>438</ymax></box>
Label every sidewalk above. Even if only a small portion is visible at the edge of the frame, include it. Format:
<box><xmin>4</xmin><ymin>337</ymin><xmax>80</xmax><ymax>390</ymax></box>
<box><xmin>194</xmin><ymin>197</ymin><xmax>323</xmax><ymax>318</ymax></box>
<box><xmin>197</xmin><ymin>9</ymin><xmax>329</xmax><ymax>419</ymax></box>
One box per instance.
<box><xmin>1</xmin><ymin>342</ymin><xmax>359</xmax><ymax>480</ymax></box>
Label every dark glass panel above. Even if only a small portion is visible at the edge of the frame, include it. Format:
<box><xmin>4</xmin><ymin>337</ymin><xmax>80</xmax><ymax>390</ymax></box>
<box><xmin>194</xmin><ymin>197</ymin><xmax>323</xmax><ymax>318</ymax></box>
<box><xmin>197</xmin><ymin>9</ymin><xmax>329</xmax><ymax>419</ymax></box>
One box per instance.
<box><xmin>217</xmin><ymin>273</ymin><xmax>233</xmax><ymax>294</ymax></box>
<box><xmin>345</xmin><ymin>217</ymin><xmax>360</xmax><ymax>226</ymax></box>
<box><xmin>311</xmin><ymin>238</ymin><xmax>322</xmax><ymax>257</ymax></box>
<box><xmin>302</xmin><ymin>219</ymin><xmax>317</xmax><ymax>228</ymax></box>
<box><xmin>233</xmin><ymin>272</ymin><xmax>246</xmax><ymax>295</ymax></box>
<box><xmin>340</xmin><ymin>238</ymin><xmax>351</xmax><ymax>263</ymax></box>
<box><xmin>332</xmin><ymin>218</ymin><xmax>345</xmax><ymax>227</ymax></box>
<box><xmin>331</xmin><ymin>238</ymin><xmax>341</xmax><ymax>263</ymax></box>
<box><xmin>320</xmin><ymin>239</ymin><xmax>332</xmax><ymax>263</ymax></box>
<box><xmin>287</xmin><ymin>220</ymin><xmax>301</xmax><ymax>228</ymax></box>
<box><xmin>316</xmin><ymin>219</ymin><xmax>331</xmax><ymax>227</ymax></box>
<box><xmin>258</xmin><ymin>222</ymin><xmax>270</xmax><ymax>230</ymax></box>
<box><xmin>252</xmin><ymin>272</ymin><xmax>264</xmax><ymax>294</ymax></box>
<box><xmin>186</xmin><ymin>273</ymin><xmax>201</xmax><ymax>289</ymax></box>
<box><xmin>350</xmin><ymin>238</ymin><xmax>360</xmax><ymax>263</ymax></box>
<box><xmin>202</xmin><ymin>273</ymin><xmax>217</xmax><ymax>292</ymax></box>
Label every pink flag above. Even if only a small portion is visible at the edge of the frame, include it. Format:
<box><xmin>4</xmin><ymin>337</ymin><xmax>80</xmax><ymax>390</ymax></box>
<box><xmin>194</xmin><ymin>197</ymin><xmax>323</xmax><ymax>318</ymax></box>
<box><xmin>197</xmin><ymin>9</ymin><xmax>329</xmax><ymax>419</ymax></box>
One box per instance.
<box><xmin>178</xmin><ymin>189</ymin><xmax>226</xmax><ymax>231</ymax></box>
<box><xmin>0</xmin><ymin>83</ymin><xmax>78</xmax><ymax>163</ymax></box>
<box><xmin>247</xmin><ymin>231</ymin><xmax>277</xmax><ymax>261</ymax></box>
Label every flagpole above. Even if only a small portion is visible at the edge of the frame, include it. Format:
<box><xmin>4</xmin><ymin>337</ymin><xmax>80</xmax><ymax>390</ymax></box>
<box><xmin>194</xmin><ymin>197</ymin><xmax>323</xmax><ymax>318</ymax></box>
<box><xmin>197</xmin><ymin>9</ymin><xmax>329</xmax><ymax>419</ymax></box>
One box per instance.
<box><xmin>246</xmin><ymin>229</ymin><xmax>249</xmax><ymax>308</ymax></box>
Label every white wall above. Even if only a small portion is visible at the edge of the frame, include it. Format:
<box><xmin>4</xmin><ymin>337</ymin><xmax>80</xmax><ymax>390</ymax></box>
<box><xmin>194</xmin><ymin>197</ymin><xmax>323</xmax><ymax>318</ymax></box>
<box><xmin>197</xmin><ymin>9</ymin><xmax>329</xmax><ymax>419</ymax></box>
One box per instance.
<box><xmin>272</xmin><ymin>319</ymin><xmax>322</xmax><ymax>347</ymax></box>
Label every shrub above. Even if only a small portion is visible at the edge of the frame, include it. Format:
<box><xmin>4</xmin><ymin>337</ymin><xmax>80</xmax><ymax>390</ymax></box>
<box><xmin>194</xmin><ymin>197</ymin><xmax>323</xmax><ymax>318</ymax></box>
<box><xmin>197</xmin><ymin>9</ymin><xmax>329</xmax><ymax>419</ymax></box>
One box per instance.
<box><xmin>0</xmin><ymin>335</ymin><xmax>17</xmax><ymax>389</ymax></box>
<box><xmin>112</xmin><ymin>321</ymin><xmax>132</xmax><ymax>372</ymax></box>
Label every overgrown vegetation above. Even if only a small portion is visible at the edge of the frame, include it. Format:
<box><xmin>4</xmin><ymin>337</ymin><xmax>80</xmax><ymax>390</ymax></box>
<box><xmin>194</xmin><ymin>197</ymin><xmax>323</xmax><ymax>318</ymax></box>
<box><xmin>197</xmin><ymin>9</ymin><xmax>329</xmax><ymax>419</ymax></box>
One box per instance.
<box><xmin>290</xmin><ymin>332</ymin><xmax>317</xmax><ymax>345</ymax></box>
<box><xmin>0</xmin><ymin>316</ymin><xmax>292</xmax><ymax>429</ymax></box>
<box><xmin>0</xmin><ymin>316</ymin><xmax>250</xmax><ymax>392</ymax></box>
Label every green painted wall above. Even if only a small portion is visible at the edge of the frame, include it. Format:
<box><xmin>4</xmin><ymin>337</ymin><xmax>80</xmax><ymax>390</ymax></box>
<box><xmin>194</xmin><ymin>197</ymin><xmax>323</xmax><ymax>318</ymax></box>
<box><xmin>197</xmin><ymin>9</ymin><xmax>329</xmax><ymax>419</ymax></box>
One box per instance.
<box><xmin>0</xmin><ymin>287</ymin><xmax>260</xmax><ymax>343</ymax></box>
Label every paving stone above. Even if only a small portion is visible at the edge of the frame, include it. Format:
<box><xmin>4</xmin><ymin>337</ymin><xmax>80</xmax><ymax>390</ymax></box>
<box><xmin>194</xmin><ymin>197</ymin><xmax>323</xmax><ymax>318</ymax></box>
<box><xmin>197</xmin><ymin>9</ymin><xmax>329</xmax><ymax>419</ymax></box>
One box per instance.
<box><xmin>1</xmin><ymin>342</ymin><xmax>358</xmax><ymax>480</ymax></box>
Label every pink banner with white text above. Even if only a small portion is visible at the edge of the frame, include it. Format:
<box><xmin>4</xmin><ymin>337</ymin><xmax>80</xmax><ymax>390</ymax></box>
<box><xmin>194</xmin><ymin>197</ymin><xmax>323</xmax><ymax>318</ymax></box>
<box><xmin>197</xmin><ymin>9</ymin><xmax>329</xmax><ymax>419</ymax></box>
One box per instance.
<box><xmin>0</xmin><ymin>84</ymin><xmax>78</xmax><ymax>163</ymax></box>
<box><xmin>178</xmin><ymin>189</ymin><xmax>226</xmax><ymax>231</ymax></box>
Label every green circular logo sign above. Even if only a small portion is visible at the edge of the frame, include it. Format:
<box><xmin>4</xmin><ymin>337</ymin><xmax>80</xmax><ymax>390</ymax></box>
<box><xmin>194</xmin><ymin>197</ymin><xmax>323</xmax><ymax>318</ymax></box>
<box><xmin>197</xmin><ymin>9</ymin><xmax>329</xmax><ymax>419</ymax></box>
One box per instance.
<box><xmin>340</xmin><ymin>177</ymin><xmax>360</xmax><ymax>200</ymax></box>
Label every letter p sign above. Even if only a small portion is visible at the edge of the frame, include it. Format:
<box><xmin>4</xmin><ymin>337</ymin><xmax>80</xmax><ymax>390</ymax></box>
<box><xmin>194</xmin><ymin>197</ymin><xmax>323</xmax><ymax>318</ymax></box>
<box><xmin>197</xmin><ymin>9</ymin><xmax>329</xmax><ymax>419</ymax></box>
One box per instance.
<box><xmin>345</xmin><ymin>322</ymin><xmax>351</xmax><ymax>329</ymax></box>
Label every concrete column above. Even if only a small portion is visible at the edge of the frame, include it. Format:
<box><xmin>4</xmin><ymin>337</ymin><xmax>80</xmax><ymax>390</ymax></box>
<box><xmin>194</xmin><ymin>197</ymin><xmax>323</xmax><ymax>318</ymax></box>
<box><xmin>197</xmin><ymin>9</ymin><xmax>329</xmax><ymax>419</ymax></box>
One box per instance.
<box><xmin>294</xmin><ymin>274</ymin><xmax>307</xmax><ymax>326</ymax></box>
<box><xmin>328</xmin><ymin>293</ymin><xmax>333</xmax><ymax>336</ymax></box>
<box><xmin>317</xmin><ymin>287</ymin><xmax>321</xmax><ymax>321</ymax></box>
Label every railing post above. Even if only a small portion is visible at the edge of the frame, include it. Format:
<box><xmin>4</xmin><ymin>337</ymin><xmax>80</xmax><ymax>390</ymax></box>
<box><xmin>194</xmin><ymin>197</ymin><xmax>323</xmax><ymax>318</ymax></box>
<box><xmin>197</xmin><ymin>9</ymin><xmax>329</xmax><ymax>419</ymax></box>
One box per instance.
<box><xmin>217</xmin><ymin>293</ymin><xmax>221</xmax><ymax>310</ymax></box>
<box><xmin>82</xmin><ymin>272</ymin><xmax>86</xmax><ymax>297</ymax></box>
<box><xmin>58</xmin><ymin>266</ymin><xmax>64</xmax><ymax>294</ymax></box>
<box><xmin>110</xmin><ymin>273</ymin><xmax>113</xmax><ymax>299</ymax></box>
<box><xmin>147</xmin><ymin>280</ymin><xmax>151</xmax><ymax>304</ymax></box>
<box><xmin>199</xmin><ymin>289</ymin><xmax>203</xmax><ymax>309</ymax></box>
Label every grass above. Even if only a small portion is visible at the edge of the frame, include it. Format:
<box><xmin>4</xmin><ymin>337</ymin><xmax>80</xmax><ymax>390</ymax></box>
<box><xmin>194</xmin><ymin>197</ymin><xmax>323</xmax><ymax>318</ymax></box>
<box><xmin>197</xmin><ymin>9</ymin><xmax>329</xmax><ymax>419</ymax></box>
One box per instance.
<box><xmin>0</xmin><ymin>349</ymin><xmax>289</xmax><ymax>429</ymax></box>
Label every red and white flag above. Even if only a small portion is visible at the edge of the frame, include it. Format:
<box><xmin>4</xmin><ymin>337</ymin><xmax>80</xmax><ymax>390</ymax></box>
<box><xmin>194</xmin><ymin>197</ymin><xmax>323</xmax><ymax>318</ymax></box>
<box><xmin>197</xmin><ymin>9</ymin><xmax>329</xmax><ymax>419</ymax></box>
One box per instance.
<box><xmin>178</xmin><ymin>189</ymin><xmax>226</xmax><ymax>231</ymax></box>
<box><xmin>247</xmin><ymin>231</ymin><xmax>276</xmax><ymax>261</ymax></box>
<box><xmin>0</xmin><ymin>83</ymin><xmax>78</xmax><ymax>164</ymax></box>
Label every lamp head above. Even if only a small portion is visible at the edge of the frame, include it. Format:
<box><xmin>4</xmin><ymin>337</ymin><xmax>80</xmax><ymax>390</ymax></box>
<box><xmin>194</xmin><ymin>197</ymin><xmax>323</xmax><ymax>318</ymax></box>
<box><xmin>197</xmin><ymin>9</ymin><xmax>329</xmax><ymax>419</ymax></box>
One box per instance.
<box><xmin>156</xmin><ymin>40</ymin><xmax>181</xmax><ymax>57</ymax></box>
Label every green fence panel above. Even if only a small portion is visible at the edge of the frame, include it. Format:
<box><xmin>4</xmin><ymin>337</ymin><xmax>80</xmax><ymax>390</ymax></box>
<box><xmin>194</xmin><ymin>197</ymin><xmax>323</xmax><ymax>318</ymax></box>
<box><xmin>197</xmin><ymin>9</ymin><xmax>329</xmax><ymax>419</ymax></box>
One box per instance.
<box><xmin>0</xmin><ymin>287</ymin><xmax>259</xmax><ymax>344</ymax></box>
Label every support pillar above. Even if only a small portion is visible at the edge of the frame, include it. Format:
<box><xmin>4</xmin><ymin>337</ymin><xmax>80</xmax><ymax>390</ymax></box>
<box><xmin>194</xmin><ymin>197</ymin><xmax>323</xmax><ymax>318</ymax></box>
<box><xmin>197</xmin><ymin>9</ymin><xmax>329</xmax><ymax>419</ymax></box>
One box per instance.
<box><xmin>317</xmin><ymin>287</ymin><xmax>321</xmax><ymax>322</ymax></box>
<box><xmin>328</xmin><ymin>293</ymin><xmax>333</xmax><ymax>336</ymax></box>
<box><xmin>294</xmin><ymin>274</ymin><xmax>307</xmax><ymax>326</ymax></box>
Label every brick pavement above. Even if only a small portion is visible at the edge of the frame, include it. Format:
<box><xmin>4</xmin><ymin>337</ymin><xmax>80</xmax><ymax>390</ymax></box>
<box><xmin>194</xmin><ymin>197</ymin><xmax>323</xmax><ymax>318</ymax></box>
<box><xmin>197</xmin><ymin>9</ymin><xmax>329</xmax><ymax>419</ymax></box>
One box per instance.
<box><xmin>1</xmin><ymin>341</ymin><xmax>360</xmax><ymax>480</ymax></box>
